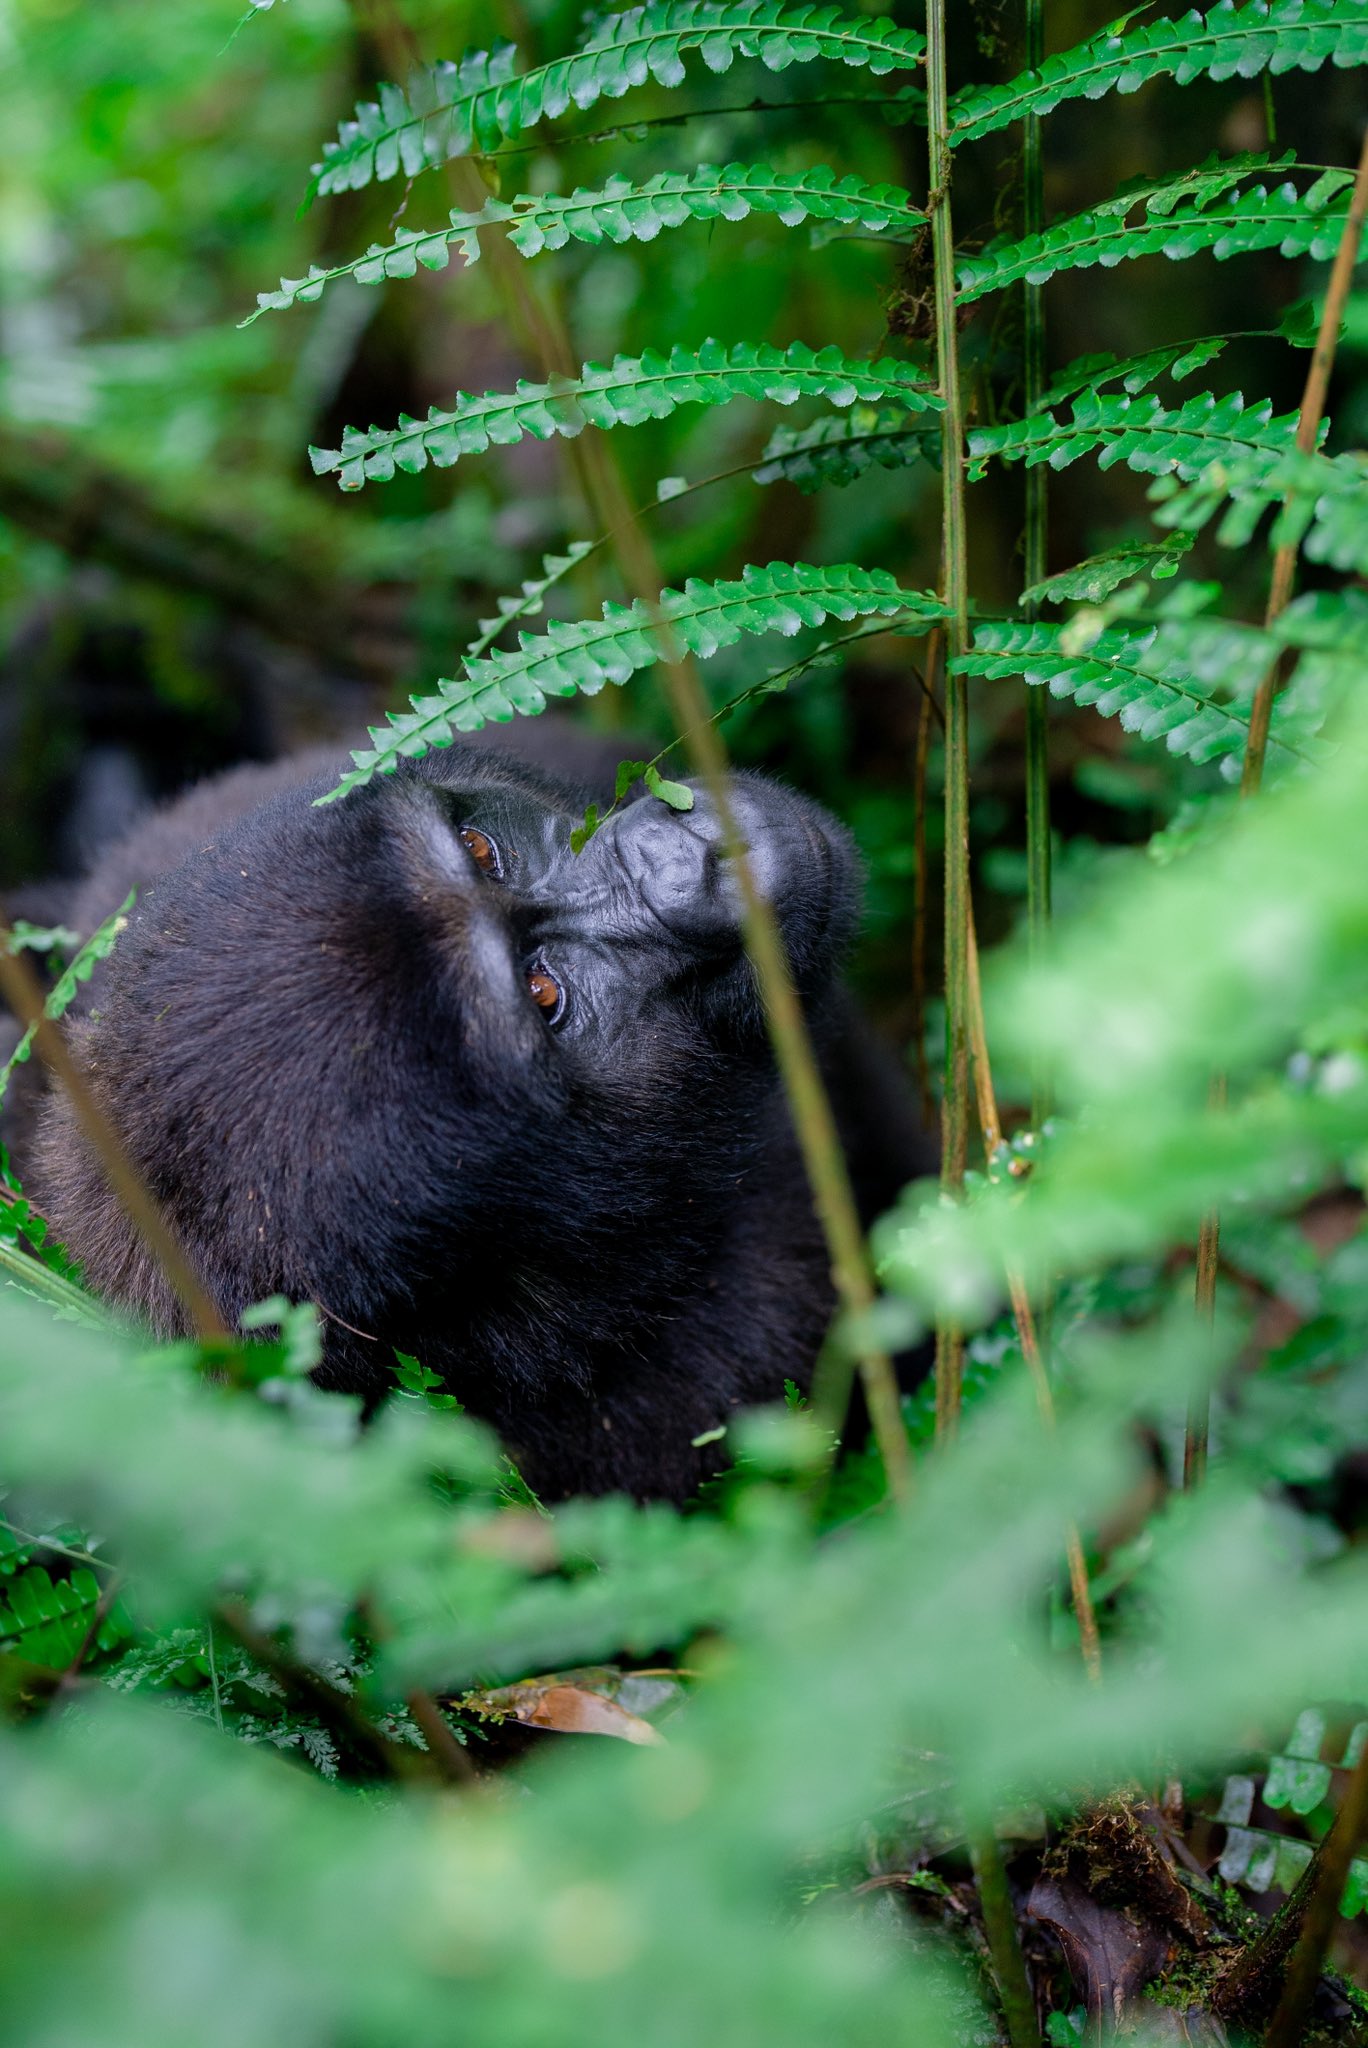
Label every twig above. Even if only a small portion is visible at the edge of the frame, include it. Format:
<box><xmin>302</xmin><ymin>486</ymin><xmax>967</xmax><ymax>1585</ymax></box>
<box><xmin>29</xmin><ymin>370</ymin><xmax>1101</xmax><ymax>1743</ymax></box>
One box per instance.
<box><xmin>1242</xmin><ymin>124</ymin><xmax>1368</xmax><ymax>797</ymax></box>
<box><xmin>1021</xmin><ymin>0</ymin><xmax>1052</xmax><ymax>1134</ymax></box>
<box><xmin>214</xmin><ymin>1598</ymin><xmax>442</xmax><ymax>1785</ymax></box>
<box><xmin>0</xmin><ymin>936</ymin><xmax>226</xmax><ymax>1342</ymax></box>
<box><xmin>911</xmin><ymin>628</ymin><xmax>939</xmax><ymax>1129</ymax></box>
<box><xmin>1189</xmin><ymin>128</ymin><xmax>1368</xmax><ymax>1483</ymax></box>
<box><xmin>406</xmin><ymin>1688</ymin><xmax>478</xmax><ymax>1784</ymax></box>
<box><xmin>1214</xmin><ymin>1736</ymin><xmax>1368</xmax><ymax>2035</ymax></box>
<box><xmin>926</xmin><ymin>0</ymin><xmax>972</xmax><ymax>1448</ymax></box>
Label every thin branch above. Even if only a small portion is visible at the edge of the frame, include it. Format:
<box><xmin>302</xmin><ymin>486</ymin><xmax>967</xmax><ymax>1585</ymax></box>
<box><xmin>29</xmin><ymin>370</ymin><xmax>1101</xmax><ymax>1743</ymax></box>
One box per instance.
<box><xmin>1188</xmin><ymin>129</ymin><xmax>1368</xmax><ymax>1482</ymax></box>
<box><xmin>1214</xmin><ymin>1736</ymin><xmax>1368</xmax><ymax>2035</ymax></box>
<box><xmin>911</xmin><ymin>627</ymin><xmax>939</xmax><ymax>1129</ymax></box>
<box><xmin>1242</xmin><ymin>123</ymin><xmax>1368</xmax><ymax>796</ymax></box>
<box><xmin>926</xmin><ymin>0</ymin><xmax>972</xmax><ymax>1446</ymax></box>
<box><xmin>0</xmin><ymin>936</ymin><xmax>226</xmax><ymax>1343</ymax></box>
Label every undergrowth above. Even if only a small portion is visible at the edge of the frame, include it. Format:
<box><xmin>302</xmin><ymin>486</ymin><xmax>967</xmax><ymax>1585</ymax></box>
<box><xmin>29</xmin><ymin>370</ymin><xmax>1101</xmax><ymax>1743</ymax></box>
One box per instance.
<box><xmin>3</xmin><ymin>2</ymin><xmax>1368</xmax><ymax>2043</ymax></box>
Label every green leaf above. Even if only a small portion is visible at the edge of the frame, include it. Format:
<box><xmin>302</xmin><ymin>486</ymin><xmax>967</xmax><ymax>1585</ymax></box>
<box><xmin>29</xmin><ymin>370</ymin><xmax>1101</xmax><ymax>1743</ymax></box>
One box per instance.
<box><xmin>953</xmin><ymin>615</ymin><xmax>1320</xmax><ymax>778</ymax></box>
<box><xmin>251</xmin><ymin>165</ymin><xmax>919</xmax><ymax>320</ymax></box>
<box><xmin>643</xmin><ymin>765</ymin><xmax>695</xmax><ymax>810</ymax></box>
<box><xmin>311</xmin><ymin>6</ymin><xmax>926</xmax><ymax>197</ymax></box>
<box><xmin>1019</xmin><ymin>536</ymin><xmax>1195</xmax><ymax>606</ymax></box>
<box><xmin>950</xmin><ymin>1</ymin><xmax>1368</xmax><ymax>147</ymax></box>
<box><xmin>310</xmin><ymin>341</ymin><xmax>938</xmax><ymax>492</ymax></box>
<box><xmin>957</xmin><ymin>158</ymin><xmax>1356</xmax><ymax>301</ymax></box>
<box><xmin>1150</xmin><ymin>443</ymin><xmax>1368</xmax><ymax>575</ymax></box>
<box><xmin>318</xmin><ymin>564</ymin><xmax>945</xmax><ymax>800</ymax></box>
<box><xmin>1036</xmin><ymin>338</ymin><xmax>1232</xmax><ymax>411</ymax></box>
<box><xmin>0</xmin><ymin>890</ymin><xmax>135</xmax><ymax>1112</ymax></box>
<box><xmin>969</xmin><ymin>386</ymin><xmax>1305</xmax><ymax>484</ymax></box>
<box><xmin>753</xmin><ymin>402</ymin><xmax>937</xmax><ymax>491</ymax></box>
<box><xmin>0</xmin><ymin>1563</ymin><xmax>105</xmax><ymax>1668</ymax></box>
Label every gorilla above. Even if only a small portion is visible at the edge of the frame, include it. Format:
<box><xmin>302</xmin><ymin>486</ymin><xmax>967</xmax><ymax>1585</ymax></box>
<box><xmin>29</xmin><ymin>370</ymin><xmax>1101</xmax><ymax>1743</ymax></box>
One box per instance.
<box><xmin>5</xmin><ymin>730</ymin><xmax>927</xmax><ymax>1500</ymax></box>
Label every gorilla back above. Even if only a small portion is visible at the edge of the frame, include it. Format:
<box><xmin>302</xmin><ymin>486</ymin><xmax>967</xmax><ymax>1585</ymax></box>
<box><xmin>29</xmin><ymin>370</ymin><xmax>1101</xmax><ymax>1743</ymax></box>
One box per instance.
<box><xmin>16</xmin><ymin>741</ymin><xmax>927</xmax><ymax>1499</ymax></box>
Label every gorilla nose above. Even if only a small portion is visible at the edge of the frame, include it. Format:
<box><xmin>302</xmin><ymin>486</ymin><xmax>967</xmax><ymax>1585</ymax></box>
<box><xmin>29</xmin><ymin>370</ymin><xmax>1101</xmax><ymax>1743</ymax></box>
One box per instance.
<box><xmin>609</xmin><ymin>799</ymin><xmax>730</xmax><ymax>943</ymax></box>
<box><xmin>605</xmin><ymin>782</ymin><xmax>822</xmax><ymax>947</ymax></box>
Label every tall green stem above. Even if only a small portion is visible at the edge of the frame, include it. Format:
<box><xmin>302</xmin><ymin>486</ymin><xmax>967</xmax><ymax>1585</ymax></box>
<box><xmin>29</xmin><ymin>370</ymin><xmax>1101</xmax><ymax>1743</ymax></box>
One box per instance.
<box><xmin>926</xmin><ymin>0</ymin><xmax>971</xmax><ymax>1443</ymax></box>
<box><xmin>1021</xmin><ymin>0</ymin><xmax>1051</xmax><ymax>1124</ymax></box>
<box><xmin>967</xmin><ymin>1815</ymin><xmax>1041</xmax><ymax>2048</ymax></box>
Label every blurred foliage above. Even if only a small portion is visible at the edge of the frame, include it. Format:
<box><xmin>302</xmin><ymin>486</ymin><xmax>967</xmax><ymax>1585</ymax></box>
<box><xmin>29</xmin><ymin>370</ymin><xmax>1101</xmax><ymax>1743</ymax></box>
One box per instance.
<box><xmin>2</xmin><ymin>0</ymin><xmax>1368</xmax><ymax>2041</ymax></box>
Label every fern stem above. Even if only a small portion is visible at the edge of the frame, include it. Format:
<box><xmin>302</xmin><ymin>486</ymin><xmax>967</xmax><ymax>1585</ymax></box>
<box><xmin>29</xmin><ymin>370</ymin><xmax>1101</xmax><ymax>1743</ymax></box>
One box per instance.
<box><xmin>1189</xmin><ymin>132</ymin><xmax>1368</xmax><ymax>1483</ymax></box>
<box><xmin>1242</xmin><ymin>124</ymin><xmax>1368</xmax><ymax>797</ymax></box>
<box><xmin>1021</xmin><ymin>0</ymin><xmax>1051</xmax><ymax>1127</ymax></box>
<box><xmin>966</xmin><ymin>1813</ymin><xmax>1040</xmax><ymax>2048</ymax></box>
<box><xmin>965</xmin><ymin>917</ymin><xmax>1100</xmax><ymax>1681</ymax></box>
<box><xmin>927</xmin><ymin>0</ymin><xmax>971</xmax><ymax>1447</ymax></box>
<box><xmin>911</xmin><ymin>628</ymin><xmax>939</xmax><ymax>1131</ymax></box>
<box><xmin>1214</xmin><ymin>1733</ymin><xmax>1368</xmax><ymax>2035</ymax></box>
<box><xmin>1262</xmin><ymin>1737</ymin><xmax>1368</xmax><ymax>2046</ymax></box>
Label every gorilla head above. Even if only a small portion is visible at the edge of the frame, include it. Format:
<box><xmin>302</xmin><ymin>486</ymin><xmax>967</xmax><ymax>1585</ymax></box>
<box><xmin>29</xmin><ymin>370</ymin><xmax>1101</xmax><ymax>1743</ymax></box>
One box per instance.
<box><xmin>24</xmin><ymin>742</ymin><xmax>893</xmax><ymax>1498</ymax></box>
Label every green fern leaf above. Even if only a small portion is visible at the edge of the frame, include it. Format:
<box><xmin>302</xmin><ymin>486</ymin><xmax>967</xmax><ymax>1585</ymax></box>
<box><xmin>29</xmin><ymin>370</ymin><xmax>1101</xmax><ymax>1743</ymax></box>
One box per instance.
<box><xmin>1019</xmin><ymin>535</ymin><xmax>1195</xmax><ymax>606</ymax></box>
<box><xmin>752</xmin><ymin>403</ymin><xmax>937</xmax><ymax>491</ymax></box>
<box><xmin>1038</xmin><ymin>338</ymin><xmax>1230</xmax><ymax>410</ymax></box>
<box><xmin>312</xmin><ymin>5</ymin><xmax>926</xmax><ymax>196</ymax></box>
<box><xmin>250</xmin><ymin>164</ymin><xmax>919</xmax><ymax>320</ymax></box>
<box><xmin>969</xmin><ymin>387</ymin><xmax>1305</xmax><ymax>484</ymax></box>
<box><xmin>1151</xmin><ymin>445</ymin><xmax>1368</xmax><ymax>574</ymax></box>
<box><xmin>957</xmin><ymin>160</ymin><xmax>1354</xmax><ymax>302</ymax></box>
<box><xmin>0</xmin><ymin>890</ymin><xmax>135</xmax><ymax>1111</ymax></box>
<box><xmin>954</xmin><ymin>615</ymin><xmax>1320</xmax><ymax>777</ymax></box>
<box><xmin>0</xmin><ymin>1563</ymin><xmax>106</xmax><ymax>1667</ymax></box>
<box><xmin>318</xmin><ymin>563</ymin><xmax>946</xmax><ymax>801</ymax></box>
<box><xmin>950</xmin><ymin>1</ymin><xmax>1368</xmax><ymax>147</ymax></box>
<box><xmin>310</xmin><ymin>342</ymin><xmax>938</xmax><ymax>491</ymax></box>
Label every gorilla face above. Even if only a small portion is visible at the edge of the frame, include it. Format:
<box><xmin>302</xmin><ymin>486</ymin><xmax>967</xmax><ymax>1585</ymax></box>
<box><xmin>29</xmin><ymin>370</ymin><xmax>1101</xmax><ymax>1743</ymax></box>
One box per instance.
<box><xmin>28</xmin><ymin>744</ymin><xmax>863</xmax><ymax>1493</ymax></box>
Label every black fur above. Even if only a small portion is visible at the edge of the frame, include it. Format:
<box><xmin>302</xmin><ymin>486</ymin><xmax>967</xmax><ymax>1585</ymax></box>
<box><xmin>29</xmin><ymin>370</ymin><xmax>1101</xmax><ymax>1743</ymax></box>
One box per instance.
<box><xmin>11</xmin><ymin>737</ymin><xmax>929</xmax><ymax>1500</ymax></box>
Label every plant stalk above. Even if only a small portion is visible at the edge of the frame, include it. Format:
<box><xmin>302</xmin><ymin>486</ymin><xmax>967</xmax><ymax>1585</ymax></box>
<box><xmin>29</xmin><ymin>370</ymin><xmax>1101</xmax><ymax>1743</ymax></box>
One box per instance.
<box><xmin>967</xmin><ymin>1814</ymin><xmax>1041</xmax><ymax>2048</ymax></box>
<box><xmin>1189</xmin><ymin>128</ymin><xmax>1368</xmax><ymax>1481</ymax></box>
<box><xmin>0</xmin><ymin>936</ymin><xmax>226</xmax><ymax>1343</ymax></box>
<box><xmin>1242</xmin><ymin>124</ymin><xmax>1368</xmax><ymax>796</ymax></box>
<box><xmin>926</xmin><ymin>0</ymin><xmax>972</xmax><ymax>1446</ymax></box>
<box><xmin>1022</xmin><ymin>0</ymin><xmax>1052</xmax><ymax>1135</ymax></box>
<box><xmin>1214</xmin><ymin>1735</ymin><xmax>1368</xmax><ymax>2035</ymax></box>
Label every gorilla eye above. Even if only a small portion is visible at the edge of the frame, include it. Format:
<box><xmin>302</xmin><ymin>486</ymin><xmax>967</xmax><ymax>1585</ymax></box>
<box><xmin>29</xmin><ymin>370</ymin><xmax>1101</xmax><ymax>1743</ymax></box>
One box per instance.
<box><xmin>526</xmin><ymin>963</ymin><xmax>566</xmax><ymax>1026</ymax></box>
<box><xmin>458</xmin><ymin>825</ymin><xmax>502</xmax><ymax>878</ymax></box>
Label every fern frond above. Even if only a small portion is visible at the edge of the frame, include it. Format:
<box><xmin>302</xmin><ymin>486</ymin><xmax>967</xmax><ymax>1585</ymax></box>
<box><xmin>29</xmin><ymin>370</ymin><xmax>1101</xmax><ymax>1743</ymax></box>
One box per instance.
<box><xmin>312</xmin><ymin>6</ymin><xmax>926</xmax><ymax>196</ymax></box>
<box><xmin>1038</xmin><ymin>337</ymin><xmax>1230</xmax><ymax>410</ymax></box>
<box><xmin>1151</xmin><ymin>445</ymin><xmax>1368</xmax><ymax>574</ymax></box>
<box><xmin>250</xmin><ymin>164</ymin><xmax>919</xmax><ymax>320</ymax></box>
<box><xmin>319</xmin><ymin>563</ymin><xmax>946</xmax><ymax>800</ymax></box>
<box><xmin>969</xmin><ymin>387</ymin><xmax>1305</xmax><ymax>484</ymax></box>
<box><xmin>0</xmin><ymin>891</ymin><xmax>135</xmax><ymax>1111</ymax></box>
<box><xmin>310</xmin><ymin>341</ymin><xmax>938</xmax><ymax>491</ymax></box>
<box><xmin>0</xmin><ymin>1563</ymin><xmax>107</xmax><ymax>1666</ymax></box>
<box><xmin>752</xmin><ymin>404</ymin><xmax>937</xmax><ymax>490</ymax></box>
<box><xmin>950</xmin><ymin>1</ymin><xmax>1368</xmax><ymax>147</ymax></box>
<box><xmin>1019</xmin><ymin>535</ymin><xmax>1195</xmax><ymax>606</ymax></box>
<box><xmin>957</xmin><ymin>162</ymin><xmax>1355</xmax><ymax>302</ymax></box>
<box><xmin>954</xmin><ymin>615</ymin><xmax>1320</xmax><ymax>777</ymax></box>
<box><xmin>460</xmin><ymin>541</ymin><xmax>599</xmax><ymax>666</ymax></box>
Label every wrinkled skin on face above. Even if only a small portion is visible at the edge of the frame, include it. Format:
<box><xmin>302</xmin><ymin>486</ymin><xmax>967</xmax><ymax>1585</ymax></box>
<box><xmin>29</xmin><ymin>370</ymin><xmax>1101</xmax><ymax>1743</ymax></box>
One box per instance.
<box><xmin>20</xmin><ymin>741</ymin><xmax>927</xmax><ymax>1499</ymax></box>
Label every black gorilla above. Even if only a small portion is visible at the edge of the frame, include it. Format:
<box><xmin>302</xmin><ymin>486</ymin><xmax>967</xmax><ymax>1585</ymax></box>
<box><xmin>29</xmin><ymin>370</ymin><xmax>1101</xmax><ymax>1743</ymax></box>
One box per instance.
<box><xmin>10</xmin><ymin>734</ymin><xmax>928</xmax><ymax>1499</ymax></box>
